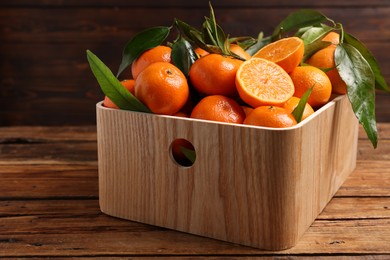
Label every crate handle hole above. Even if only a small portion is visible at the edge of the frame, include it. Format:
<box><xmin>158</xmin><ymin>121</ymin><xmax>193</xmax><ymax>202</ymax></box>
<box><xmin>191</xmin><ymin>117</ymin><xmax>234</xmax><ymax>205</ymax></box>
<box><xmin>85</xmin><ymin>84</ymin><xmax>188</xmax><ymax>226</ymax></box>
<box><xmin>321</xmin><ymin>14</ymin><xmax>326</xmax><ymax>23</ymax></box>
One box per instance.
<box><xmin>169</xmin><ymin>138</ymin><xmax>196</xmax><ymax>167</ymax></box>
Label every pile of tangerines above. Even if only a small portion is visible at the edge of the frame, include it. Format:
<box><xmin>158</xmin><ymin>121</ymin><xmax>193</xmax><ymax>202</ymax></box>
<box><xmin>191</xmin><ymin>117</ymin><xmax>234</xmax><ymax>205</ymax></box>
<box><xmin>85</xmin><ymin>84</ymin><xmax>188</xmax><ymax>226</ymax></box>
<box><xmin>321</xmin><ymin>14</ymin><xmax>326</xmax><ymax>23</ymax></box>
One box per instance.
<box><xmin>104</xmin><ymin>32</ymin><xmax>344</xmax><ymax>128</ymax></box>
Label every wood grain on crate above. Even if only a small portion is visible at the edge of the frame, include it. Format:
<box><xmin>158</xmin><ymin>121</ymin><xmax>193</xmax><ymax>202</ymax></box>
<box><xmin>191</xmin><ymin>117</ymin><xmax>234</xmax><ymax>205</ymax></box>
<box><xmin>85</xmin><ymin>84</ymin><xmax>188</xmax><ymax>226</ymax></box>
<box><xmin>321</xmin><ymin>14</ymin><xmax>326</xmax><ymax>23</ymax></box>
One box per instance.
<box><xmin>0</xmin><ymin>0</ymin><xmax>389</xmax><ymax>125</ymax></box>
<box><xmin>96</xmin><ymin>96</ymin><xmax>359</xmax><ymax>250</ymax></box>
<box><xmin>0</xmin><ymin>124</ymin><xmax>389</xmax><ymax>257</ymax></box>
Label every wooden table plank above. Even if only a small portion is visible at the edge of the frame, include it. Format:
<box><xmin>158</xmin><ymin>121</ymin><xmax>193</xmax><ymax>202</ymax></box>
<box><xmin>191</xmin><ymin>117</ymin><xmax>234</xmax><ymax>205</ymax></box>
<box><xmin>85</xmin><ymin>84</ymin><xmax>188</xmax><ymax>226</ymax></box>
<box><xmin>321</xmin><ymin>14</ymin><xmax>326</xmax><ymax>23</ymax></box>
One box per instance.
<box><xmin>0</xmin><ymin>165</ymin><xmax>98</xmax><ymax>199</ymax></box>
<box><xmin>0</xmin><ymin>200</ymin><xmax>100</xmax><ymax>217</ymax></box>
<box><xmin>1</xmin><ymin>197</ymin><xmax>388</xmax><ymax>220</ymax></box>
<box><xmin>0</xmin><ymin>219</ymin><xmax>389</xmax><ymax>256</ymax></box>
<box><xmin>319</xmin><ymin>197</ymin><xmax>390</xmax><ymax>220</ymax></box>
<box><xmin>0</xmin><ymin>142</ymin><xmax>97</xmax><ymax>165</ymax></box>
<box><xmin>336</xmin><ymin>160</ymin><xmax>390</xmax><ymax>197</ymax></box>
<box><xmin>3</xmin><ymin>193</ymin><xmax>388</xmax><ymax>257</ymax></box>
<box><xmin>0</xmin><ymin>126</ymin><xmax>97</xmax><ymax>142</ymax></box>
<box><xmin>358</xmin><ymin>122</ymin><xmax>390</xmax><ymax>140</ymax></box>
<box><xmin>1</xmin><ymin>198</ymin><xmax>388</xmax><ymax>227</ymax></box>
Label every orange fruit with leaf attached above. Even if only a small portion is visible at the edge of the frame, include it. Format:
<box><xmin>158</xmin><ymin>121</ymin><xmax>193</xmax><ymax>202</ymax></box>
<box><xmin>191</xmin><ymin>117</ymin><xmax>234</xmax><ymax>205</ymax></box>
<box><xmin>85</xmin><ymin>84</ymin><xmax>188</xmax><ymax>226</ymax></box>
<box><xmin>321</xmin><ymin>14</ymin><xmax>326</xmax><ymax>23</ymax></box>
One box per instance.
<box><xmin>283</xmin><ymin>96</ymin><xmax>315</xmax><ymax>121</ymax></box>
<box><xmin>307</xmin><ymin>44</ymin><xmax>347</xmax><ymax>94</ymax></box>
<box><xmin>252</xmin><ymin>37</ymin><xmax>304</xmax><ymax>73</ymax></box>
<box><xmin>235</xmin><ymin>57</ymin><xmax>295</xmax><ymax>107</ymax></box>
<box><xmin>189</xmin><ymin>53</ymin><xmax>243</xmax><ymax>97</ymax></box>
<box><xmin>289</xmin><ymin>65</ymin><xmax>332</xmax><ymax>108</ymax></box>
<box><xmin>135</xmin><ymin>62</ymin><xmax>189</xmax><ymax>115</ymax></box>
<box><xmin>230</xmin><ymin>44</ymin><xmax>251</xmax><ymax>60</ymax></box>
<box><xmin>307</xmin><ymin>32</ymin><xmax>346</xmax><ymax>94</ymax></box>
<box><xmin>190</xmin><ymin>95</ymin><xmax>246</xmax><ymax>124</ymax></box>
<box><xmin>103</xmin><ymin>79</ymin><xmax>135</xmax><ymax>109</ymax></box>
<box><xmin>322</xmin><ymin>31</ymin><xmax>340</xmax><ymax>45</ymax></box>
<box><xmin>244</xmin><ymin>106</ymin><xmax>297</xmax><ymax>128</ymax></box>
<box><xmin>131</xmin><ymin>45</ymin><xmax>171</xmax><ymax>80</ymax></box>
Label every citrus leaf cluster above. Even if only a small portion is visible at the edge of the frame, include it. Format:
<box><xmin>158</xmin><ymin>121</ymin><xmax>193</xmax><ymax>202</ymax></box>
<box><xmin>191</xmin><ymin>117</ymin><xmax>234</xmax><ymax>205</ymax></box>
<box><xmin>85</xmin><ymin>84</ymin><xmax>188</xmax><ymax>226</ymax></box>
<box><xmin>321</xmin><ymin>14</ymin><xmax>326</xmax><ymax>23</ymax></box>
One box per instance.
<box><xmin>273</xmin><ymin>9</ymin><xmax>388</xmax><ymax>148</ymax></box>
<box><xmin>86</xmin><ymin>6</ymin><xmax>388</xmax><ymax>148</ymax></box>
<box><xmin>174</xmin><ymin>3</ymin><xmax>246</xmax><ymax>60</ymax></box>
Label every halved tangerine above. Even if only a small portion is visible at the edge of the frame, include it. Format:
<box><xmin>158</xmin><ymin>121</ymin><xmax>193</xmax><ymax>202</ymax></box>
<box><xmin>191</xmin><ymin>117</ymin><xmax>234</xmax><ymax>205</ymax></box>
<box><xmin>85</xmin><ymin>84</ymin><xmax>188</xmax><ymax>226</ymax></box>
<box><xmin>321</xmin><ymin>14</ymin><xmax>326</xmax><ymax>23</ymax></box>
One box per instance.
<box><xmin>235</xmin><ymin>58</ymin><xmax>295</xmax><ymax>107</ymax></box>
<box><xmin>252</xmin><ymin>36</ymin><xmax>304</xmax><ymax>73</ymax></box>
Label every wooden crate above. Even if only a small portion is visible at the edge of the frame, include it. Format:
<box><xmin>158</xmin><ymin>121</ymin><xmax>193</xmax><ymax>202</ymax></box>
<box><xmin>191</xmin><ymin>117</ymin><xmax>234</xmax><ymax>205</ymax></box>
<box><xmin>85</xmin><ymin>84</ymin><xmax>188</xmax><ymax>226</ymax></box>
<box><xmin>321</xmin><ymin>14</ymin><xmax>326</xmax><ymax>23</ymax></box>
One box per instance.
<box><xmin>96</xmin><ymin>95</ymin><xmax>358</xmax><ymax>250</ymax></box>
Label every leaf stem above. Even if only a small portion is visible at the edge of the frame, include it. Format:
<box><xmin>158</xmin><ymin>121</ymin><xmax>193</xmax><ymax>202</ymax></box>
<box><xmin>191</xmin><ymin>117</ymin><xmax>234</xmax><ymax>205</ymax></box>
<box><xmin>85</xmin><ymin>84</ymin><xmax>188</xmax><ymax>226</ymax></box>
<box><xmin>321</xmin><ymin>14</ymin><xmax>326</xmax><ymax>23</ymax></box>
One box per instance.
<box><xmin>336</xmin><ymin>23</ymin><xmax>345</xmax><ymax>43</ymax></box>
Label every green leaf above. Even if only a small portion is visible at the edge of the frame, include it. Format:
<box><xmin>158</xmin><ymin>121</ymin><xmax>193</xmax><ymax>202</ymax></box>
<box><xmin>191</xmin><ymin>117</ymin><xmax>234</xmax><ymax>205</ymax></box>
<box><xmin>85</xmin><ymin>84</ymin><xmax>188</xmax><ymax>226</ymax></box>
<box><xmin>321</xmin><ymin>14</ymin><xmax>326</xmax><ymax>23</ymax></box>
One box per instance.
<box><xmin>223</xmin><ymin>37</ymin><xmax>231</xmax><ymax>55</ymax></box>
<box><xmin>295</xmin><ymin>26</ymin><xmax>313</xmax><ymax>38</ymax></box>
<box><xmin>335</xmin><ymin>43</ymin><xmax>377</xmax><ymax>148</ymax></box>
<box><xmin>203</xmin><ymin>17</ymin><xmax>227</xmax><ymax>51</ymax></box>
<box><xmin>174</xmin><ymin>19</ymin><xmax>213</xmax><ymax>53</ymax></box>
<box><xmin>200</xmin><ymin>44</ymin><xmax>220</xmax><ymax>54</ymax></box>
<box><xmin>303</xmin><ymin>40</ymin><xmax>331</xmax><ymax>62</ymax></box>
<box><xmin>272</xmin><ymin>9</ymin><xmax>327</xmax><ymax>40</ymax></box>
<box><xmin>203</xmin><ymin>18</ymin><xmax>219</xmax><ymax>47</ymax></box>
<box><xmin>201</xmin><ymin>2</ymin><xmax>240</xmax><ymax>57</ymax></box>
<box><xmin>245</xmin><ymin>36</ymin><xmax>271</xmax><ymax>56</ymax></box>
<box><xmin>175</xmin><ymin>4</ymin><xmax>243</xmax><ymax>60</ymax></box>
<box><xmin>86</xmin><ymin>50</ymin><xmax>150</xmax><ymax>113</ymax></box>
<box><xmin>171</xmin><ymin>37</ymin><xmax>198</xmax><ymax>76</ymax></box>
<box><xmin>117</xmin><ymin>26</ymin><xmax>170</xmax><ymax>77</ymax></box>
<box><xmin>175</xmin><ymin>18</ymin><xmax>202</xmax><ymax>41</ymax></box>
<box><xmin>344</xmin><ymin>33</ymin><xmax>389</xmax><ymax>92</ymax></box>
<box><xmin>229</xmin><ymin>36</ymin><xmax>256</xmax><ymax>44</ymax></box>
<box><xmin>220</xmin><ymin>29</ymin><xmax>230</xmax><ymax>54</ymax></box>
<box><xmin>300</xmin><ymin>25</ymin><xmax>334</xmax><ymax>45</ymax></box>
<box><xmin>207</xmin><ymin>1</ymin><xmax>226</xmax><ymax>49</ymax></box>
<box><xmin>181</xmin><ymin>146</ymin><xmax>196</xmax><ymax>164</ymax></box>
<box><xmin>208</xmin><ymin>1</ymin><xmax>217</xmax><ymax>29</ymax></box>
<box><xmin>292</xmin><ymin>87</ymin><xmax>313</xmax><ymax>123</ymax></box>
<box><xmin>190</xmin><ymin>29</ymin><xmax>208</xmax><ymax>48</ymax></box>
<box><xmin>230</xmin><ymin>36</ymin><xmax>258</xmax><ymax>50</ymax></box>
<box><xmin>300</xmin><ymin>25</ymin><xmax>334</xmax><ymax>61</ymax></box>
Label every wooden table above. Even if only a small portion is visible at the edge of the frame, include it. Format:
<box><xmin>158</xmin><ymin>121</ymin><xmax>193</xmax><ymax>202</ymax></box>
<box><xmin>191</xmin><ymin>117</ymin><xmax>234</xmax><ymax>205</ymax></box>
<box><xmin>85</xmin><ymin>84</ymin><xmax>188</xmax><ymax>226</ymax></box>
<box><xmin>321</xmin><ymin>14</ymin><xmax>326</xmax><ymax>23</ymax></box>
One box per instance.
<box><xmin>1</xmin><ymin>125</ymin><xmax>389</xmax><ymax>258</ymax></box>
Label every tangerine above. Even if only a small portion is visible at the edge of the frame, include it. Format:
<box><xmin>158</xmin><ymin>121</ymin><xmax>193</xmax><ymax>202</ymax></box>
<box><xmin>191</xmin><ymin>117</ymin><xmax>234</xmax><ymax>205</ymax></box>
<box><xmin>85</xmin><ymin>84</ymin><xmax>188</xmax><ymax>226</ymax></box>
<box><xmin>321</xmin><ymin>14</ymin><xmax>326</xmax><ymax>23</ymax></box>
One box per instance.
<box><xmin>135</xmin><ymin>62</ymin><xmax>189</xmax><ymax>115</ymax></box>
<box><xmin>190</xmin><ymin>95</ymin><xmax>246</xmax><ymax>124</ymax></box>
<box><xmin>241</xmin><ymin>105</ymin><xmax>254</xmax><ymax>117</ymax></box>
<box><xmin>230</xmin><ymin>44</ymin><xmax>251</xmax><ymax>60</ymax></box>
<box><xmin>189</xmin><ymin>54</ymin><xmax>243</xmax><ymax>97</ymax></box>
<box><xmin>244</xmin><ymin>106</ymin><xmax>297</xmax><ymax>128</ymax></box>
<box><xmin>322</xmin><ymin>31</ymin><xmax>340</xmax><ymax>45</ymax></box>
<box><xmin>283</xmin><ymin>96</ymin><xmax>315</xmax><ymax>121</ymax></box>
<box><xmin>252</xmin><ymin>37</ymin><xmax>304</xmax><ymax>73</ymax></box>
<box><xmin>235</xmin><ymin>57</ymin><xmax>295</xmax><ymax>107</ymax></box>
<box><xmin>289</xmin><ymin>65</ymin><xmax>332</xmax><ymax>108</ymax></box>
<box><xmin>131</xmin><ymin>45</ymin><xmax>171</xmax><ymax>80</ymax></box>
<box><xmin>173</xmin><ymin>111</ymin><xmax>189</xmax><ymax>117</ymax></box>
<box><xmin>194</xmin><ymin>47</ymin><xmax>209</xmax><ymax>58</ymax></box>
<box><xmin>307</xmin><ymin>44</ymin><xmax>347</xmax><ymax>94</ymax></box>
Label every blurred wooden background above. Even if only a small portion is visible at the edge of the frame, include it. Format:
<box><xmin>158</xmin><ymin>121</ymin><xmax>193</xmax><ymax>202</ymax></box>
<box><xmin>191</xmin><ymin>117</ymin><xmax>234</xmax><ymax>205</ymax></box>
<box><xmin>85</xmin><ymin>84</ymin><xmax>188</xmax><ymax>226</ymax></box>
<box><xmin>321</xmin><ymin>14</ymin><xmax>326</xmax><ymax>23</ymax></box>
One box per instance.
<box><xmin>1</xmin><ymin>0</ymin><xmax>389</xmax><ymax>125</ymax></box>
